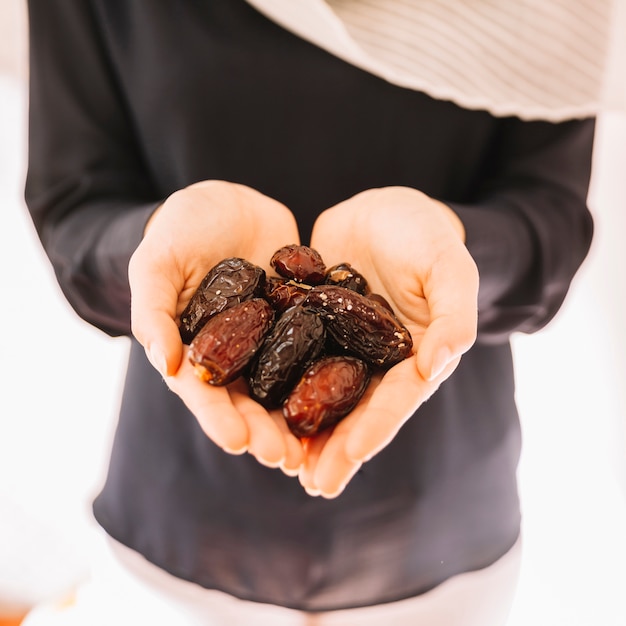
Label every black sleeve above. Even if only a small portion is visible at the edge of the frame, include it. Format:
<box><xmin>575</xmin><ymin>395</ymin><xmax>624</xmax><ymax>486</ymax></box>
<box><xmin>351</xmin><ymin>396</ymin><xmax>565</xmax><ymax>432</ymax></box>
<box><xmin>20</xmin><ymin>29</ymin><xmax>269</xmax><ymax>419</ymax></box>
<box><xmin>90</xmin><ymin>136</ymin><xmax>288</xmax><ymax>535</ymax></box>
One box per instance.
<box><xmin>25</xmin><ymin>0</ymin><xmax>160</xmax><ymax>337</ymax></box>
<box><xmin>448</xmin><ymin>117</ymin><xmax>595</xmax><ymax>344</ymax></box>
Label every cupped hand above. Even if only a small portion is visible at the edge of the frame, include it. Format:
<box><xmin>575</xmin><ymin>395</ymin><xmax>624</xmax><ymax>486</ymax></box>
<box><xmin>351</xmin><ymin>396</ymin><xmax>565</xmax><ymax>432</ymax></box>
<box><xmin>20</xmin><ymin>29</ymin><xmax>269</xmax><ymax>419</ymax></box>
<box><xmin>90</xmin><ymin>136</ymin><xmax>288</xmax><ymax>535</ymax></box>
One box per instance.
<box><xmin>128</xmin><ymin>180</ymin><xmax>304</xmax><ymax>473</ymax></box>
<box><xmin>301</xmin><ymin>186</ymin><xmax>479</xmax><ymax>497</ymax></box>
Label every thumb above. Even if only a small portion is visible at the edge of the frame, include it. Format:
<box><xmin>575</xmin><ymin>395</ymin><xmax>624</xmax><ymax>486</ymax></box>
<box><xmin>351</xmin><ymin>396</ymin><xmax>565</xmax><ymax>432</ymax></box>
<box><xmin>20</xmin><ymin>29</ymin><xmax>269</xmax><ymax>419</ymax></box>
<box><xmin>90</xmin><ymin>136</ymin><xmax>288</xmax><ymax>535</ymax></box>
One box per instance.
<box><xmin>141</xmin><ymin>312</ymin><xmax>184</xmax><ymax>378</ymax></box>
<box><xmin>417</xmin><ymin>315</ymin><xmax>473</xmax><ymax>382</ymax></box>
<box><xmin>129</xmin><ymin>253</ymin><xmax>184</xmax><ymax>377</ymax></box>
<box><xmin>416</xmin><ymin>249</ymin><xmax>478</xmax><ymax>381</ymax></box>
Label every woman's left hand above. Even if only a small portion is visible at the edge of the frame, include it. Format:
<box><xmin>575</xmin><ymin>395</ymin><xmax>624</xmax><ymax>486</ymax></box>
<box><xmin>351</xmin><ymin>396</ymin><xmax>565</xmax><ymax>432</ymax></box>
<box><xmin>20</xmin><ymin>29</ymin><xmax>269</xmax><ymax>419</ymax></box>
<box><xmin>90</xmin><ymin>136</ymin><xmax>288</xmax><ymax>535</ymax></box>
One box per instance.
<box><xmin>300</xmin><ymin>186</ymin><xmax>479</xmax><ymax>497</ymax></box>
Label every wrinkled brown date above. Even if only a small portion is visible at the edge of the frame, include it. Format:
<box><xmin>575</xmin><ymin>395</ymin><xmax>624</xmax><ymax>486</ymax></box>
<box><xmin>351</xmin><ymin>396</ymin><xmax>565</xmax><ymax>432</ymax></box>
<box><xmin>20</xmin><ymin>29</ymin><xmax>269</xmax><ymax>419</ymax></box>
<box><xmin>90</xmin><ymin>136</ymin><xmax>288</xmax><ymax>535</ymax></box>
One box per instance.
<box><xmin>283</xmin><ymin>356</ymin><xmax>370</xmax><ymax>438</ymax></box>
<box><xmin>270</xmin><ymin>244</ymin><xmax>327</xmax><ymax>285</ymax></box>
<box><xmin>188</xmin><ymin>298</ymin><xmax>274</xmax><ymax>385</ymax></box>
<box><xmin>180</xmin><ymin>257</ymin><xmax>266</xmax><ymax>344</ymax></box>
<box><xmin>263</xmin><ymin>276</ymin><xmax>310</xmax><ymax>313</ymax></box>
<box><xmin>248</xmin><ymin>305</ymin><xmax>326</xmax><ymax>408</ymax></box>
<box><xmin>304</xmin><ymin>285</ymin><xmax>413</xmax><ymax>368</ymax></box>
<box><xmin>324</xmin><ymin>263</ymin><xmax>370</xmax><ymax>295</ymax></box>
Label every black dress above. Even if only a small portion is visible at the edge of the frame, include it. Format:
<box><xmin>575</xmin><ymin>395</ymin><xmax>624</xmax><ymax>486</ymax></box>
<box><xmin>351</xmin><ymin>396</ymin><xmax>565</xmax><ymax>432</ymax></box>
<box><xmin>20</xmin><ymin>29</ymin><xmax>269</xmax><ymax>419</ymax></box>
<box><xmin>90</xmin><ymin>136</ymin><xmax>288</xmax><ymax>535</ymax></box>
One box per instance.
<box><xmin>25</xmin><ymin>0</ymin><xmax>594</xmax><ymax>612</ymax></box>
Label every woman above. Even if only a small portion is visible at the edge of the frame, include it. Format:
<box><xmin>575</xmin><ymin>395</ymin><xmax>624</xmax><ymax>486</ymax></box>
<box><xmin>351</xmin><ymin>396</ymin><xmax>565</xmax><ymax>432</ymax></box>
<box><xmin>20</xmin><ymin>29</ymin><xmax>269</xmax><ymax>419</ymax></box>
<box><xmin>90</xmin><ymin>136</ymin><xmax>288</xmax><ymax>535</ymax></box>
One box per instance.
<box><xmin>22</xmin><ymin>1</ymin><xmax>612</xmax><ymax>624</ymax></box>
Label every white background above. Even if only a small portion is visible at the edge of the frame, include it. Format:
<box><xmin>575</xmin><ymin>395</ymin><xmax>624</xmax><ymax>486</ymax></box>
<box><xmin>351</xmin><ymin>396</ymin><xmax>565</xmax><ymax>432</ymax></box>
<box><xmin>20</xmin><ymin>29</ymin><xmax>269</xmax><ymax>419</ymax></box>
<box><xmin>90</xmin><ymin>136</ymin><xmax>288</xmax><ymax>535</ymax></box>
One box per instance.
<box><xmin>1</xmin><ymin>2</ymin><xmax>625</xmax><ymax>623</ymax></box>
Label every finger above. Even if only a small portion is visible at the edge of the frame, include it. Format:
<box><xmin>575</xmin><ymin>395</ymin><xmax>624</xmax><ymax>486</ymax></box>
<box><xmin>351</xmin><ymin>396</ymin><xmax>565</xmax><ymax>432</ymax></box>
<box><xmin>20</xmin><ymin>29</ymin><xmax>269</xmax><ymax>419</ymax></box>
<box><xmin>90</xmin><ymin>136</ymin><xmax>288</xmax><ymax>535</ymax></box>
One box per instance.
<box><xmin>299</xmin><ymin>414</ymin><xmax>364</xmax><ymax>498</ymax></box>
<box><xmin>129</xmin><ymin>250</ymin><xmax>184</xmax><ymax>377</ymax></box>
<box><xmin>231</xmin><ymin>390</ymin><xmax>288</xmax><ymax>468</ymax></box>
<box><xmin>274</xmin><ymin>419</ymin><xmax>305</xmax><ymax>476</ymax></box>
<box><xmin>417</xmin><ymin>247</ymin><xmax>478</xmax><ymax>381</ymax></box>
<box><xmin>313</xmin><ymin>428</ymin><xmax>362</xmax><ymax>499</ymax></box>
<box><xmin>298</xmin><ymin>432</ymin><xmax>331</xmax><ymax>496</ymax></box>
<box><xmin>344</xmin><ymin>357</ymin><xmax>452</xmax><ymax>463</ymax></box>
<box><xmin>142</xmin><ymin>312</ymin><xmax>184</xmax><ymax>378</ymax></box>
<box><xmin>230</xmin><ymin>379</ymin><xmax>305</xmax><ymax>473</ymax></box>
<box><xmin>165</xmin><ymin>356</ymin><xmax>249</xmax><ymax>454</ymax></box>
<box><xmin>281</xmin><ymin>437</ymin><xmax>306</xmax><ymax>477</ymax></box>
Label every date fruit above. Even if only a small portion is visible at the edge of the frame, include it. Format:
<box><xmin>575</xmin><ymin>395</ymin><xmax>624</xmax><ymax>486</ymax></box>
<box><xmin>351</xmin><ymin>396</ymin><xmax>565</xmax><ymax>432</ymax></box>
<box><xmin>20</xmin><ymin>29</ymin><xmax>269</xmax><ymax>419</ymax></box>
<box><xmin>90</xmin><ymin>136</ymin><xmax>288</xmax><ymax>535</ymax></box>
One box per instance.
<box><xmin>263</xmin><ymin>276</ymin><xmax>310</xmax><ymax>313</ymax></box>
<box><xmin>366</xmin><ymin>292</ymin><xmax>394</xmax><ymax>312</ymax></box>
<box><xmin>283</xmin><ymin>356</ymin><xmax>370</xmax><ymax>438</ymax></box>
<box><xmin>188</xmin><ymin>298</ymin><xmax>274</xmax><ymax>385</ymax></box>
<box><xmin>180</xmin><ymin>257</ymin><xmax>266</xmax><ymax>343</ymax></box>
<box><xmin>304</xmin><ymin>285</ymin><xmax>413</xmax><ymax>367</ymax></box>
<box><xmin>248</xmin><ymin>305</ymin><xmax>326</xmax><ymax>408</ymax></box>
<box><xmin>270</xmin><ymin>244</ymin><xmax>326</xmax><ymax>285</ymax></box>
<box><xmin>324</xmin><ymin>263</ymin><xmax>369</xmax><ymax>295</ymax></box>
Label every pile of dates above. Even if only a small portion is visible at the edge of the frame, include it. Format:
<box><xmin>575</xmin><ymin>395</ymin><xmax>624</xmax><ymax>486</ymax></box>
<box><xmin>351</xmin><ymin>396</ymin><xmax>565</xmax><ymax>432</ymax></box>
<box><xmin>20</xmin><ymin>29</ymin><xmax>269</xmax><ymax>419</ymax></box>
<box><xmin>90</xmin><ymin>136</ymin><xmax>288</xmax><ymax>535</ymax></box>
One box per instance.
<box><xmin>179</xmin><ymin>245</ymin><xmax>413</xmax><ymax>438</ymax></box>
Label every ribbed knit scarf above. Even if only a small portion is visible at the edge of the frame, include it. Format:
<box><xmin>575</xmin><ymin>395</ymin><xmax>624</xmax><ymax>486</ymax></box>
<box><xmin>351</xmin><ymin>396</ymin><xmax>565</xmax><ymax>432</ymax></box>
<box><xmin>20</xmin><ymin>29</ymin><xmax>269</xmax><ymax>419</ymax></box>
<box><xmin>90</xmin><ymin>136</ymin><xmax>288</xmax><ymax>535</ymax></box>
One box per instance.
<box><xmin>245</xmin><ymin>0</ymin><xmax>624</xmax><ymax>121</ymax></box>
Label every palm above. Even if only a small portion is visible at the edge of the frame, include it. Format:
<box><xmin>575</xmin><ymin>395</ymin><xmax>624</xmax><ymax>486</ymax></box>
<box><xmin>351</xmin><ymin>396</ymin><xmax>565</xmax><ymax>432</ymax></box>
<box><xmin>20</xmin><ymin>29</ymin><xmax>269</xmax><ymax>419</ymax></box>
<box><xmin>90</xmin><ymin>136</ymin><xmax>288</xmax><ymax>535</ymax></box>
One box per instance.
<box><xmin>130</xmin><ymin>181</ymin><xmax>304</xmax><ymax>472</ymax></box>
<box><xmin>302</xmin><ymin>186</ymin><xmax>478</xmax><ymax>497</ymax></box>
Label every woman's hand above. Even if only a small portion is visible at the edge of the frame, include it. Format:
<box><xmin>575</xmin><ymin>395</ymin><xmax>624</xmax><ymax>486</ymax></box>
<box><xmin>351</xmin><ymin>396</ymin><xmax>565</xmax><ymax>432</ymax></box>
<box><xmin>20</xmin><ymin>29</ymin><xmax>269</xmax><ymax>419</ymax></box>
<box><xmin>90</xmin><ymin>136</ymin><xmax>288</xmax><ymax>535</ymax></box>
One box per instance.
<box><xmin>128</xmin><ymin>180</ymin><xmax>304</xmax><ymax>474</ymax></box>
<box><xmin>301</xmin><ymin>186</ymin><xmax>479</xmax><ymax>497</ymax></box>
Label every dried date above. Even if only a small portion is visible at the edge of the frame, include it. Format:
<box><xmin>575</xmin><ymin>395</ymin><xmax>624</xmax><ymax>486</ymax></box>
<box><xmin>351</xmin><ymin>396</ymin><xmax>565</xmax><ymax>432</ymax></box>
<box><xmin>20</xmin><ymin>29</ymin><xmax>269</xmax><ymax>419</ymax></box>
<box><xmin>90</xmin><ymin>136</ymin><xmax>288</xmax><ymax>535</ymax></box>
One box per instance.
<box><xmin>324</xmin><ymin>263</ymin><xmax>369</xmax><ymax>295</ymax></box>
<box><xmin>366</xmin><ymin>292</ymin><xmax>393</xmax><ymax>312</ymax></box>
<box><xmin>283</xmin><ymin>356</ymin><xmax>370</xmax><ymax>438</ymax></box>
<box><xmin>179</xmin><ymin>257</ymin><xmax>266</xmax><ymax>343</ymax></box>
<box><xmin>188</xmin><ymin>298</ymin><xmax>274</xmax><ymax>385</ymax></box>
<box><xmin>304</xmin><ymin>285</ymin><xmax>413</xmax><ymax>368</ymax></box>
<box><xmin>248</xmin><ymin>305</ymin><xmax>326</xmax><ymax>408</ymax></box>
<box><xmin>263</xmin><ymin>276</ymin><xmax>310</xmax><ymax>313</ymax></box>
<box><xmin>270</xmin><ymin>244</ymin><xmax>326</xmax><ymax>285</ymax></box>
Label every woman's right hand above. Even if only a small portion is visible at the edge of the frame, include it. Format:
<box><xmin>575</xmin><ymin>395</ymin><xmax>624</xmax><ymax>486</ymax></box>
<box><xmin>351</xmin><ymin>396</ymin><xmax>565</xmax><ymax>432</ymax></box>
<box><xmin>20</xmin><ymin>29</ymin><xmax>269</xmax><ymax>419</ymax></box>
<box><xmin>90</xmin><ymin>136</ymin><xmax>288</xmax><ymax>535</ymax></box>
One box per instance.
<box><xmin>128</xmin><ymin>180</ymin><xmax>305</xmax><ymax>474</ymax></box>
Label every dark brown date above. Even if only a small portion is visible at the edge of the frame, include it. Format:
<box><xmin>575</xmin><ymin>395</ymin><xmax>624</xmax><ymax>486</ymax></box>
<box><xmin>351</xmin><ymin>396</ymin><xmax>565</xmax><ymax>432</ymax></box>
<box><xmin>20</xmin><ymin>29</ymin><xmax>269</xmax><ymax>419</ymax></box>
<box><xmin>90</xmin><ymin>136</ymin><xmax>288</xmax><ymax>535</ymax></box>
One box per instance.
<box><xmin>283</xmin><ymin>356</ymin><xmax>370</xmax><ymax>438</ymax></box>
<box><xmin>324</xmin><ymin>263</ymin><xmax>369</xmax><ymax>295</ymax></box>
<box><xmin>304</xmin><ymin>285</ymin><xmax>413</xmax><ymax>368</ymax></box>
<box><xmin>270</xmin><ymin>244</ymin><xmax>326</xmax><ymax>285</ymax></box>
<box><xmin>263</xmin><ymin>276</ymin><xmax>310</xmax><ymax>313</ymax></box>
<box><xmin>248</xmin><ymin>305</ymin><xmax>326</xmax><ymax>408</ymax></box>
<box><xmin>188</xmin><ymin>298</ymin><xmax>274</xmax><ymax>385</ymax></box>
<box><xmin>366</xmin><ymin>292</ymin><xmax>393</xmax><ymax>312</ymax></box>
<box><xmin>179</xmin><ymin>257</ymin><xmax>266</xmax><ymax>344</ymax></box>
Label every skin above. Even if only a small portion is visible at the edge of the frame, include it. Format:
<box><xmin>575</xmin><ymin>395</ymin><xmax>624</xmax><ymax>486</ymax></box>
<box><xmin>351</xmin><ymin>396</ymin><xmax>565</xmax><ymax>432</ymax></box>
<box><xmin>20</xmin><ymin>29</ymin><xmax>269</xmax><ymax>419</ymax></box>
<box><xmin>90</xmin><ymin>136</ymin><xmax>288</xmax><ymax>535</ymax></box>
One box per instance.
<box><xmin>129</xmin><ymin>181</ymin><xmax>479</xmax><ymax>497</ymax></box>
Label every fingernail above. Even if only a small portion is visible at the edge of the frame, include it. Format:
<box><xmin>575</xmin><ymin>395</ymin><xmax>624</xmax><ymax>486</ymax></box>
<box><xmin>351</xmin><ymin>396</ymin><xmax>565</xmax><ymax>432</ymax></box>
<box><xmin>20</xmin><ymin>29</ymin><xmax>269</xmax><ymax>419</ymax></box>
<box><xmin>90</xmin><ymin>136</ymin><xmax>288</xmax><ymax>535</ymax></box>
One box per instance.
<box><xmin>321</xmin><ymin>484</ymin><xmax>346</xmax><ymax>499</ymax></box>
<box><xmin>280</xmin><ymin>461</ymin><xmax>302</xmax><ymax>477</ymax></box>
<box><xmin>148</xmin><ymin>344</ymin><xmax>168</xmax><ymax>377</ymax></box>
<box><xmin>283</xmin><ymin>467</ymin><xmax>301</xmax><ymax>477</ymax></box>
<box><xmin>255</xmin><ymin>456</ymin><xmax>282</xmax><ymax>469</ymax></box>
<box><xmin>429</xmin><ymin>346</ymin><xmax>452</xmax><ymax>381</ymax></box>
<box><xmin>305</xmin><ymin>487</ymin><xmax>321</xmax><ymax>497</ymax></box>
<box><xmin>224</xmin><ymin>444</ymin><xmax>248</xmax><ymax>455</ymax></box>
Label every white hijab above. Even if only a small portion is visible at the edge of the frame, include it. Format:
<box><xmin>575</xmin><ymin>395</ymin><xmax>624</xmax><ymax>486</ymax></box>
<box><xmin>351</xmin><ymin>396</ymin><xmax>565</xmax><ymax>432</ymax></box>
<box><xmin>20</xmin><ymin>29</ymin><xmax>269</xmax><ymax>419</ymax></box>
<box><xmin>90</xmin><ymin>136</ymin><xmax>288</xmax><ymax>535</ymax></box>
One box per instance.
<box><xmin>245</xmin><ymin>0</ymin><xmax>625</xmax><ymax>121</ymax></box>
